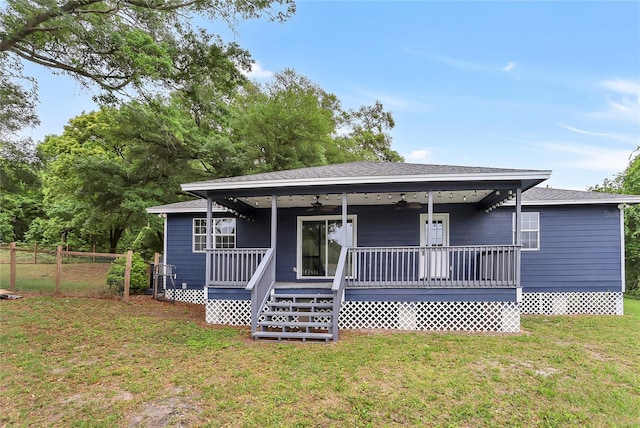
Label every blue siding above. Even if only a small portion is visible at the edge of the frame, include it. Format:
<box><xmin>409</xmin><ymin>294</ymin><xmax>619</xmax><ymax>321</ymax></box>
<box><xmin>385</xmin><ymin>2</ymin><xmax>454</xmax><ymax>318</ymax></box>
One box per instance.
<box><xmin>166</xmin><ymin>213</ymin><xmax>269</xmax><ymax>289</ymax></box>
<box><xmin>208</xmin><ymin>287</ymin><xmax>251</xmax><ymax>300</ymax></box>
<box><xmin>164</xmin><ymin>202</ymin><xmax>623</xmax><ymax>295</ymax></box>
<box><xmin>517</xmin><ymin>205</ymin><xmax>623</xmax><ymax>292</ymax></box>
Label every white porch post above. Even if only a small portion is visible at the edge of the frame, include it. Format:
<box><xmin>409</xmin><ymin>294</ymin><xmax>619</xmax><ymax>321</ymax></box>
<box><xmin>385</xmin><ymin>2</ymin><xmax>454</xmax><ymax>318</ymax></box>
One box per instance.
<box><xmin>205</xmin><ymin>196</ymin><xmax>213</xmax><ymax>287</ymax></box>
<box><xmin>515</xmin><ymin>188</ymin><xmax>522</xmax><ymax>289</ymax></box>
<box><xmin>342</xmin><ymin>193</ymin><xmax>348</xmax><ymax>244</ymax></box>
<box><xmin>271</xmin><ymin>195</ymin><xmax>277</xmax><ymax>249</ymax></box>
<box><xmin>427</xmin><ymin>191</ymin><xmax>433</xmax><ymax>247</ymax></box>
<box><xmin>515</xmin><ymin>188</ymin><xmax>522</xmax><ymax>246</ymax></box>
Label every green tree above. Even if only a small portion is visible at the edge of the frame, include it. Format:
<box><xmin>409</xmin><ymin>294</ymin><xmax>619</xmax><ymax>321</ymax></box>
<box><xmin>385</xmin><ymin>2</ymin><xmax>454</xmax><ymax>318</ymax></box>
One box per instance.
<box><xmin>0</xmin><ymin>139</ymin><xmax>43</xmax><ymax>242</ymax></box>
<box><xmin>0</xmin><ymin>0</ymin><xmax>295</xmax><ymax>134</ymax></box>
<box><xmin>229</xmin><ymin>69</ymin><xmax>403</xmax><ymax>173</ymax></box>
<box><xmin>230</xmin><ymin>69</ymin><xmax>338</xmax><ymax>172</ymax></box>
<box><xmin>592</xmin><ymin>148</ymin><xmax>640</xmax><ymax>298</ymax></box>
<box><xmin>35</xmin><ymin>106</ymin><xmax>201</xmax><ymax>251</ymax></box>
<box><xmin>333</xmin><ymin>101</ymin><xmax>403</xmax><ymax>163</ymax></box>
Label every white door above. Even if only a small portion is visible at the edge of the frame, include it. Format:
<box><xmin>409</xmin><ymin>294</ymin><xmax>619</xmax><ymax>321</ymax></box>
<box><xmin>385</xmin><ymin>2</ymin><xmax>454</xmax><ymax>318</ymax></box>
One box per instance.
<box><xmin>419</xmin><ymin>214</ymin><xmax>450</xmax><ymax>278</ymax></box>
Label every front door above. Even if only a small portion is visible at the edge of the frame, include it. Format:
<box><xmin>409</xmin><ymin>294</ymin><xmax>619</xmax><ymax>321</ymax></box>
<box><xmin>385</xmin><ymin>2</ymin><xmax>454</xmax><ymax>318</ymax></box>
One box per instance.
<box><xmin>419</xmin><ymin>213</ymin><xmax>450</xmax><ymax>278</ymax></box>
<box><xmin>297</xmin><ymin>215</ymin><xmax>356</xmax><ymax>279</ymax></box>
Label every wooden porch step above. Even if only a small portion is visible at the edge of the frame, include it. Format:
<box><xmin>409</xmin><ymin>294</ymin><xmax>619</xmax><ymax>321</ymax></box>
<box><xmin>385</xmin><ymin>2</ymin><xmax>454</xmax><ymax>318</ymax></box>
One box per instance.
<box><xmin>272</xmin><ymin>293</ymin><xmax>333</xmax><ymax>300</ymax></box>
<box><xmin>262</xmin><ymin>310</ymin><xmax>333</xmax><ymax>318</ymax></box>
<box><xmin>268</xmin><ymin>301</ymin><xmax>333</xmax><ymax>309</ymax></box>
<box><xmin>274</xmin><ymin>282</ymin><xmax>332</xmax><ymax>289</ymax></box>
<box><xmin>257</xmin><ymin>320</ymin><xmax>332</xmax><ymax>329</ymax></box>
<box><xmin>253</xmin><ymin>331</ymin><xmax>333</xmax><ymax>342</ymax></box>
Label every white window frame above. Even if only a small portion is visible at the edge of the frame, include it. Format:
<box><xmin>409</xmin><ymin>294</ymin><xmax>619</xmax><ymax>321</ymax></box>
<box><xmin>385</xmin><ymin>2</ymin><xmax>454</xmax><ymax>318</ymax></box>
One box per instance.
<box><xmin>513</xmin><ymin>212</ymin><xmax>540</xmax><ymax>251</ymax></box>
<box><xmin>193</xmin><ymin>218</ymin><xmax>236</xmax><ymax>253</ymax></box>
<box><xmin>296</xmin><ymin>215</ymin><xmax>357</xmax><ymax>279</ymax></box>
<box><xmin>419</xmin><ymin>213</ymin><xmax>450</xmax><ymax>247</ymax></box>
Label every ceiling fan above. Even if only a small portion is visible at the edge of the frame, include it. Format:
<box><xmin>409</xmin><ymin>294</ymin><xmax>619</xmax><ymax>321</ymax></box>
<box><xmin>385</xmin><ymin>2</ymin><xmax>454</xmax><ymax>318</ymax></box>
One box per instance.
<box><xmin>307</xmin><ymin>195</ymin><xmax>338</xmax><ymax>212</ymax></box>
<box><xmin>394</xmin><ymin>193</ymin><xmax>423</xmax><ymax>210</ymax></box>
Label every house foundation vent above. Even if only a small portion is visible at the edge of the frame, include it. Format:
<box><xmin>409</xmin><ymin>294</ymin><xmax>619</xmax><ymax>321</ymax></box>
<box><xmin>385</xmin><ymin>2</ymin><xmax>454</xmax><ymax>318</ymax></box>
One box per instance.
<box><xmin>164</xmin><ymin>289</ymin><xmax>206</xmax><ymax>305</ymax></box>
<box><xmin>520</xmin><ymin>291</ymin><xmax>623</xmax><ymax>315</ymax></box>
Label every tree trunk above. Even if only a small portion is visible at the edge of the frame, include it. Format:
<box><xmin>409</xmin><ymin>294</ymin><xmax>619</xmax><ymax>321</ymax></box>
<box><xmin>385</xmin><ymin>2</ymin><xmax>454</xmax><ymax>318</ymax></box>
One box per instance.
<box><xmin>109</xmin><ymin>227</ymin><xmax>124</xmax><ymax>253</ymax></box>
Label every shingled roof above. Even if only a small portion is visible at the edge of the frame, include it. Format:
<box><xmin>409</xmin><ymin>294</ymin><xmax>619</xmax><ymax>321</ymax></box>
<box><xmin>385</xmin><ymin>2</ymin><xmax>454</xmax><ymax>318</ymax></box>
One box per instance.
<box><xmin>184</xmin><ymin>161</ymin><xmax>544</xmax><ymax>186</ymax></box>
<box><xmin>518</xmin><ymin>187</ymin><xmax>640</xmax><ymax>205</ymax></box>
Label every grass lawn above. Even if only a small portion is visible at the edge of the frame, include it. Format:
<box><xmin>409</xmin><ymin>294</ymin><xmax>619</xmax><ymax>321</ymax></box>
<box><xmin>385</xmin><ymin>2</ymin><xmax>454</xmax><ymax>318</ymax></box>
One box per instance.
<box><xmin>1</xmin><ymin>295</ymin><xmax>639</xmax><ymax>427</ymax></box>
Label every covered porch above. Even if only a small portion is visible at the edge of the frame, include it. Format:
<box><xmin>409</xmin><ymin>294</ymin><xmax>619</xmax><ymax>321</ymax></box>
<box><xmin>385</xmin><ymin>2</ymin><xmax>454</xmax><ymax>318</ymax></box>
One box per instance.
<box><xmin>181</xmin><ymin>162</ymin><xmax>550</xmax><ymax>340</ymax></box>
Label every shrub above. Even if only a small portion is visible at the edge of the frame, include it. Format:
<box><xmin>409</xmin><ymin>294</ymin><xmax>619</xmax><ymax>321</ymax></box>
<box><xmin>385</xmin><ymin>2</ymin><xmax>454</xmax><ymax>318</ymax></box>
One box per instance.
<box><xmin>106</xmin><ymin>253</ymin><xmax>148</xmax><ymax>294</ymax></box>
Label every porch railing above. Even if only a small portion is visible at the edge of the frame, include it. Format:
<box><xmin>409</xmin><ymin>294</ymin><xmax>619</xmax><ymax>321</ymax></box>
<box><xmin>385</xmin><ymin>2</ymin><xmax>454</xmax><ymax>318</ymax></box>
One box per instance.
<box><xmin>245</xmin><ymin>248</ymin><xmax>276</xmax><ymax>334</ymax></box>
<box><xmin>208</xmin><ymin>248</ymin><xmax>269</xmax><ymax>286</ymax></box>
<box><xmin>346</xmin><ymin>245</ymin><xmax>520</xmax><ymax>288</ymax></box>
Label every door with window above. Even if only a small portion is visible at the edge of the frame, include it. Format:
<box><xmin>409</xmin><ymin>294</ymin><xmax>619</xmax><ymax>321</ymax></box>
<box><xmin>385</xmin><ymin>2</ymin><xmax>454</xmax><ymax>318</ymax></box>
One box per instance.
<box><xmin>297</xmin><ymin>216</ymin><xmax>356</xmax><ymax>278</ymax></box>
<box><xmin>419</xmin><ymin>214</ymin><xmax>450</xmax><ymax>278</ymax></box>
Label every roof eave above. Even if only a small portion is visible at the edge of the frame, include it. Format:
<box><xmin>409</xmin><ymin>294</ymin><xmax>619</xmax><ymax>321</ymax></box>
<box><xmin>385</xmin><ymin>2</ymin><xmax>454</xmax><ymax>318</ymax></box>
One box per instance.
<box><xmin>181</xmin><ymin>171</ymin><xmax>552</xmax><ymax>193</ymax></box>
<box><xmin>503</xmin><ymin>197</ymin><xmax>640</xmax><ymax>206</ymax></box>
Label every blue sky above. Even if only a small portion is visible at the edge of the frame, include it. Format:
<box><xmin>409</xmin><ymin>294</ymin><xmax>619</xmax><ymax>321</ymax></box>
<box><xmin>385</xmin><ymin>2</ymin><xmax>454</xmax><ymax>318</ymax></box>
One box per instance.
<box><xmin>23</xmin><ymin>1</ymin><xmax>640</xmax><ymax>190</ymax></box>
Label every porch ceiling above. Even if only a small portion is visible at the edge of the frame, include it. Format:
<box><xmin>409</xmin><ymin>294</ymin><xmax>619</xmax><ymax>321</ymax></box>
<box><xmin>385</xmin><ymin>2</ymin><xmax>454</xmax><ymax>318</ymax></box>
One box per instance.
<box><xmin>218</xmin><ymin>189</ymin><xmax>501</xmax><ymax>210</ymax></box>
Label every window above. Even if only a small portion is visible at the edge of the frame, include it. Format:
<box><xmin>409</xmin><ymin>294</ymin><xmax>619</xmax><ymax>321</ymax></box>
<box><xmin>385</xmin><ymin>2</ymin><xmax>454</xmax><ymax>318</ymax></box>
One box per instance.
<box><xmin>297</xmin><ymin>215</ymin><xmax>356</xmax><ymax>278</ymax></box>
<box><xmin>193</xmin><ymin>218</ymin><xmax>236</xmax><ymax>252</ymax></box>
<box><xmin>513</xmin><ymin>212</ymin><xmax>539</xmax><ymax>250</ymax></box>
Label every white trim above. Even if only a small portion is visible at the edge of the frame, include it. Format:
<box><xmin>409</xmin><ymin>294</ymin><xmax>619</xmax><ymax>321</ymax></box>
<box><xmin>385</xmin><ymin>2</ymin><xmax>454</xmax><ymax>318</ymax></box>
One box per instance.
<box><xmin>419</xmin><ymin>213</ymin><xmax>450</xmax><ymax>246</ymax></box>
<box><xmin>620</xmin><ymin>206</ymin><xmax>626</xmax><ymax>293</ymax></box>
<box><xmin>162</xmin><ymin>214</ymin><xmax>168</xmax><ymax>291</ymax></box>
<box><xmin>503</xmin><ymin>197</ymin><xmax>640</xmax><ymax>206</ymax></box>
<box><xmin>147</xmin><ymin>204</ymin><xmax>227</xmax><ymax>214</ymax></box>
<box><xmin>512</xmin><ymin>212</ymin><xmax>539</xmax><ymax>251</ymax></box>
<box><xmin>296</xmin><ymin>214</ymin><xmax>358</xmax><ymax>280</ymax></box>
<box><xmin>182</xmin><ymin>171</ymin><xmax>552</xmax><ymax>192</ymax></box>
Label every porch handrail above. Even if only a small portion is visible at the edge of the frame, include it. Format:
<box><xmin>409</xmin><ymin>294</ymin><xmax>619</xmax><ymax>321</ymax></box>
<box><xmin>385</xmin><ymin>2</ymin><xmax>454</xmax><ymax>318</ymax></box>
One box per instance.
<box><xmin>330</xmin><ymin>247</ymin><xmax>349</xmax><ymax>342</ymax></box>
<box><xmin>246</xmin><ymin>248</ymin><xmax>276</xmax><ymax>334</ymax></box>
<box><xmin>208</xmin><ymin>248</ymin><xmax>269</xmax><ymax>286</ymax></box>
<box><xmin>347</xmin><ymin>245</ymin><xmax>521</xmax><ymax>288</ymax></box>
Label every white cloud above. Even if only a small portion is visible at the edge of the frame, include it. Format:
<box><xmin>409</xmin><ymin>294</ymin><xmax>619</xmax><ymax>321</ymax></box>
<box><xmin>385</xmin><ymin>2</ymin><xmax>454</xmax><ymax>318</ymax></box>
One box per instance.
<box><xmin>589</xmin><ymin>78</ymin><xmax>640</xmax><ymax>123</ymax></box>
<box><xmin>242</xmin><ymin>62</ymin><xmax>273</xmax><ymax>79</ymax></box>
<box><xmin>557</xmin><ymin>122</ymin><xmax>609</xmax><ymax>137</ymax></box>
<box><xmin>601</xmin><ymin>79</ymin><xmax>640</xmax><ymax>96</ymax></box>
<box><xmin>502</xmin><ymin>62</ymin><xmax>515</xmax><ymax>72</ymax></box>
<box><xmin>404</xmin><ymin>149</ymin><xmax>431</xmax><ymax>163</ymax></box>
<box><xmin>540</xmin><ymin>142</ymin><xmax>632</xmax><ymax>171</ymax></box>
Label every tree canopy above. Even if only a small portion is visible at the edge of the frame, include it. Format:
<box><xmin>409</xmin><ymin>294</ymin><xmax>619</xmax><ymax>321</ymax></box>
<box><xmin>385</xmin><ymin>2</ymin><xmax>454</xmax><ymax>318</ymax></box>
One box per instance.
<box><xmin>0</xmin><ymin>0</ymin><xmax>295</xmax><ymax>135</ymax></box>
<box><xmin>23</xmin><ymin>69</ymin><xmax>401</xmax><ymax>253</ymax></box>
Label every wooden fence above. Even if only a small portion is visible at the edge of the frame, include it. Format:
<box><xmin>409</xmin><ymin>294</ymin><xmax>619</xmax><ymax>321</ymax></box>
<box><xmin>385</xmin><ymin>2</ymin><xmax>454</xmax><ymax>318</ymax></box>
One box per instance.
<box><xmin>4</xmin><ymin>242</ymin><xmax>134</xmax><ymax>302</ymax></box>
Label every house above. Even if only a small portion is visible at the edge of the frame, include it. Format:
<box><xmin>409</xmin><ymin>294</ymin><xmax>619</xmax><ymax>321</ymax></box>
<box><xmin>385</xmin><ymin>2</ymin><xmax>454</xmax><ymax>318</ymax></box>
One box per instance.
<box><xmin>147</xmin><ymin>162</ymin><xmax>640</xmax><ymax>341</ymax></box>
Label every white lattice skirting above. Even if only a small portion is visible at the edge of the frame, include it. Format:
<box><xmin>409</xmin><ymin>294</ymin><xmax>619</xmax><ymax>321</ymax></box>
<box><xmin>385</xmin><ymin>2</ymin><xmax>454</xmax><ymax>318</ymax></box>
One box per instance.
<box><xmin>164</xmin><ymin>289</ymin><xmax>206</xmax><ymax>305</ymax></box>
<box><xmin>520</xmin><ymin>292</ymin><xmax>623</xmax><ymax>315</ymax></box>
<box><xmin>339</xmin><ymin>301</ymin><xmax>520</xmax><ymax>333</ymax></box>
<box><xmin>206</xmin><ymin>299</ymin><xmax>251</xmax><ymax>325</ymax></box>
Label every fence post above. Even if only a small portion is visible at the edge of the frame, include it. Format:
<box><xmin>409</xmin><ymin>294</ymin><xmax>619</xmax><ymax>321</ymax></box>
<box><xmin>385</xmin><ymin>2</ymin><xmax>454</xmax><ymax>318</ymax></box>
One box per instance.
<box><xmin>34</xmin><ymin>243</ymin><xmax>38</xmax><ymax>264</ymax></box>
<box><xmin>9</xmin><ymin>242</ymin><xmax>17</xmax><ymax>291</ymax></box>
<box><xmin>56</xmin><ymin>245</ymin><xmax>63</xmax><ymax>294</ymax></box>
<box><xmin>152</xmin><ymin>252</ymin><xmax>160</xmax><ymax>298</ymax></box>
<box><xmin>123</xmin><ymin>250</ymin><xmax>133</xmax><ymax>302</ymax></box>
<box><xmin>92</xmin><ymin>244</ymin><xmax>96</xmax><ymax>262</ymax></box>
